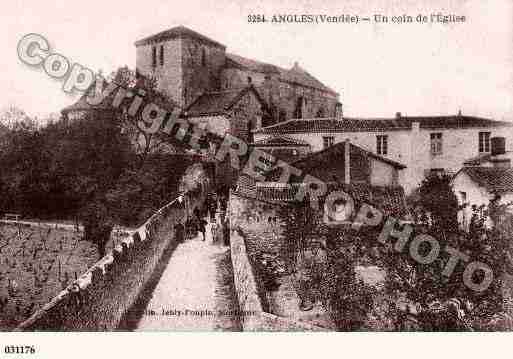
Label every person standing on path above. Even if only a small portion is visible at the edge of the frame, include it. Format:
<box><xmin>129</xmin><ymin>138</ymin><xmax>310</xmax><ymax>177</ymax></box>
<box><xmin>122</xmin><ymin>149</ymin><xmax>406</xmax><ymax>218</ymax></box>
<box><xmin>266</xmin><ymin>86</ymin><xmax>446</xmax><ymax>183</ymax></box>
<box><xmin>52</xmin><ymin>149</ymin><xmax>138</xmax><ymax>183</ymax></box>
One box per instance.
<box><xmin>198</xmin><ymin>217</ymin><xmax>208</xmax><ymax>241</ymax></box>
<box><xmin>194</xmin><ymin>208</ymin><xmax>208</xmax><ymax>241</ymax></box>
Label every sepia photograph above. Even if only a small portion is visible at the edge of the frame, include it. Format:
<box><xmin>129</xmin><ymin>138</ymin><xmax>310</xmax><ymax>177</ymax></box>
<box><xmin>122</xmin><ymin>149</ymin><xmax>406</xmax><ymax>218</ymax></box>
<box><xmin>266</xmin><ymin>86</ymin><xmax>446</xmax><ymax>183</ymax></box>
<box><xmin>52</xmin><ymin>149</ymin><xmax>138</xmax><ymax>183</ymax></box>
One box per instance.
<box><xmin>1</xmin><ymin>0</ymin><xmax>512</xmax><ymax>357</ymax></box>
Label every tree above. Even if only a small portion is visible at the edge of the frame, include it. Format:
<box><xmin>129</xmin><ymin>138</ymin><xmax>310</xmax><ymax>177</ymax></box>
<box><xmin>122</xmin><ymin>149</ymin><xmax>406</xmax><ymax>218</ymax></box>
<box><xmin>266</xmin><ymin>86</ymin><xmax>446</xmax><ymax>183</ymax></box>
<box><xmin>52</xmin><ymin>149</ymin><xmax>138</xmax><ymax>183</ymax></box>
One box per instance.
<box><xmin>277</xmin><ymin>198</ymin><xmax>376</xmax><ymax>330</ymax></box>
<box><xmin>414</xmin><ymin>173</ymin><xmax>459</xmax><ymax>233</ymax></box>
<box><xmin>47</xmin><ymin>111</ymin><xmax>132</xmax><ymax>258</ymax></box>
<box><xmin>107</xmin><ymin>66</ymin><xmax>180</xmax><ymax>166</ymax></box>
<box><xmin>0</xmin><ymin>105</ymin><xmax>37</xmax><ymax>131</ymax></box>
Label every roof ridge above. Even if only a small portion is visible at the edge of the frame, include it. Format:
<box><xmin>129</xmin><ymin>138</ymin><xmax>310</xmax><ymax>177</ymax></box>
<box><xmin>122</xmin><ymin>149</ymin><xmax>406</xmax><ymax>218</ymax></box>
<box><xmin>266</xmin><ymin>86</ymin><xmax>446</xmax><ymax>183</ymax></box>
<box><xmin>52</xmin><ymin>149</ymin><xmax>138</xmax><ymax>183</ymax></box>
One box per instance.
<box><xmin>226</xmin><ymin>52</ymin><xmax>287</xmax><ymax>73</ymax></box>
<box><xmin>252</xmin><ymin>118</ymin><xmax>299</xmax><ymax>132</ymax></box>
<box><xmin>202</xmin><ymin>87</ymin><xmax>249</xmax><ymax>95</ymax></box>
<box><xmin>288</xmin><ymin>140</ymin><xmax>406</xmax><ymax>169</ymax></box>
<box><xmin>135</xmin><ymin>26</ymin><xmax>225</xmax><ymax>48</ymax></box>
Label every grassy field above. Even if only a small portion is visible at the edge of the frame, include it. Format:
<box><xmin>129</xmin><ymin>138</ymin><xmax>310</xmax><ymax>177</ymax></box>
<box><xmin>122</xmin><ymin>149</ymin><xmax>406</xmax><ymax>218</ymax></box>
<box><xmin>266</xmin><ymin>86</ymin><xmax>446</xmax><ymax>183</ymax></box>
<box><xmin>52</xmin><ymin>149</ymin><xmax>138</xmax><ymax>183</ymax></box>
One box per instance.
<box><xmin>0</xmin><ymin>223</ymin><xmax>117</xmax><ymax>330</ymax></box>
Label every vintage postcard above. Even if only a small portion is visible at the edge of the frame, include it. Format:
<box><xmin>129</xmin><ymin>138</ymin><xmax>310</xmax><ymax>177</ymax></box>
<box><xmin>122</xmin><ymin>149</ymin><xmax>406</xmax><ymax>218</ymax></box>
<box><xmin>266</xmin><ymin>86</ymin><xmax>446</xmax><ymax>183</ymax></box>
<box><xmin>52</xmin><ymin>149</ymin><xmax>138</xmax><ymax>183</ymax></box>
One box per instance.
<box><xmin>1</xmin><ymin>0</ymin><xmax>513</xmax><ymax>357</ymax></box>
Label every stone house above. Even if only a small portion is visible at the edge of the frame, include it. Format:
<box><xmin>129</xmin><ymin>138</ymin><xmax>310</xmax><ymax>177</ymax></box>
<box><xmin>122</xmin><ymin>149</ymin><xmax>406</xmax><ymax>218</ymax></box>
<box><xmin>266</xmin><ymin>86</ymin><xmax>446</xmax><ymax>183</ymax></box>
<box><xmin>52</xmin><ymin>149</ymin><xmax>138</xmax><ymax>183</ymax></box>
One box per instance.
<box><xmin>135</xmin><ymin>26</ymin><xmax>342</xmax><ymax>127</ymax></box>
<box><xmin>184</xmin><ymin>85</ymin><xmax>269</xmax><ymax>144</ymax></box>
<box><xmin>235</xmin><ymin>139</ymin><xmax>409</xmax><ymax>220</ymax></box>
<box><xmin>253</xmin><ymin>114</ymin><xmax>513</xmax><ymax>194</ymax></box>
<box><xmin>452</xmin><ymin>137</ymin><xmax>513</xmax><ymax>229</ymax></box>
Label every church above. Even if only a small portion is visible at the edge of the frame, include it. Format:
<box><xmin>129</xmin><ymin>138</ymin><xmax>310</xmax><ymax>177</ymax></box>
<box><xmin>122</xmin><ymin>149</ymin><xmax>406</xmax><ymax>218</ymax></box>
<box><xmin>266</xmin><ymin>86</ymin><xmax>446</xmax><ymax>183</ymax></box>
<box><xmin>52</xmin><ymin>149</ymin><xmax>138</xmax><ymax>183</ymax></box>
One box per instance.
<box><xmin>135</xmin><ymin>25</ymin><xmax>342</xmax><ymax>143</ymax></box>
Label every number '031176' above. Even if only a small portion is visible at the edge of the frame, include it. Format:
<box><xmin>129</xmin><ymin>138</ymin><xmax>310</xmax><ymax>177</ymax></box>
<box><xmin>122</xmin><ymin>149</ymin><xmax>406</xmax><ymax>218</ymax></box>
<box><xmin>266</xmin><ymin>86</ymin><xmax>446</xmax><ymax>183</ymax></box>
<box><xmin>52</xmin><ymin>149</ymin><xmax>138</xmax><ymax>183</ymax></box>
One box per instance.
<box><xmin>248</xmin><ymin>15</ymin><xmax>267</xmax><ymax>23</ymax></box>
<box><xmin>4</xmin><ymin>345</ymin><xmax>36</xmax><ymax>354</ymax></box>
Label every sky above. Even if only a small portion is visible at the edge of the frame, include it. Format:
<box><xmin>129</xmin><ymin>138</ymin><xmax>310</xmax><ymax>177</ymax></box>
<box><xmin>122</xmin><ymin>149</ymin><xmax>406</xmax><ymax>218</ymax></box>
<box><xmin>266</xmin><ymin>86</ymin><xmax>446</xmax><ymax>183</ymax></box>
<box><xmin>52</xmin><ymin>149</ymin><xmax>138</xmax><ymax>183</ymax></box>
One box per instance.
<box><xmin>2</xmin><ymin>0</ymin><xmax>512</xmax><ymax>121</ymax></box>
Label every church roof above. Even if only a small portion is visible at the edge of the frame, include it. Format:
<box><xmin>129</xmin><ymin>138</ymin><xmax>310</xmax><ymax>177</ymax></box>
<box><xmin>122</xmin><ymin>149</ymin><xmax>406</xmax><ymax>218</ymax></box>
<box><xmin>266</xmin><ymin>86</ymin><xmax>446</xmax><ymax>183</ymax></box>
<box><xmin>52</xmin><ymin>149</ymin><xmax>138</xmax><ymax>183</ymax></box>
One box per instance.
<box><xmin>135</xmin><ymin>25</ymin><xmax>225</xmax><ymax>48</ymax></box>
<box><xmin>253</xmin><ymin>116</ymin><xmax>512</xmax><ymax>135</ymax></box>
<box><xmin>225</xmin><ymin>53</ymin><xmax>338</xmax><ymax>95</ymax></box>
<box><xmin>184</xmin><ymin>85</ymin><xmax>268</xmax><ymax>117</ymax></box>
<box><xmin>458</xmin><ymin>166</ymin><xmax>513</xmax><ymax>194</ymax></box>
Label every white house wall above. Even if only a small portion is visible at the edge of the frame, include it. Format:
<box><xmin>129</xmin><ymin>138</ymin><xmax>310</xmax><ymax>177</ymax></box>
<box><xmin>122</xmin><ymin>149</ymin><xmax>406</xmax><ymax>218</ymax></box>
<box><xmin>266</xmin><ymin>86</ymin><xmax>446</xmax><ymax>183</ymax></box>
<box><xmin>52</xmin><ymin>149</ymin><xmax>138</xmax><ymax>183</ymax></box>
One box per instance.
<box><xmin>254</xmin><ymin>124</ymin><xmax>513</xmax><ymax>194</ymax></box>
<box><xmin>370</xmin><ymin>158</ymin><xmax>396</xmax><ymax>187</ymax></box>
<box><xmin>452</xmin><ymin>171</ymin><xmax>513</xmax><ymax>229</ymax></box>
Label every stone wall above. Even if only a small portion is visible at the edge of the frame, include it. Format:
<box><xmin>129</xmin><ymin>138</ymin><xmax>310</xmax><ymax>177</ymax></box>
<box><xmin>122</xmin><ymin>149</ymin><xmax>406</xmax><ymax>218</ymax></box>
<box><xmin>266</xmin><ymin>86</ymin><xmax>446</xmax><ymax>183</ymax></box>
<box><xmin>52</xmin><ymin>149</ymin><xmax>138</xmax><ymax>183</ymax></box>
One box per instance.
<box><xmin>228</xmin><ymin>90</ymin><xmax>264</xmax><ymax>143</ymax></box>
<box><xmin>136</xmin><ymin>35</ymin><xmax>226</xmax><ymax>108</ymax></box>
<box><xmin>136</xmin><ymin>39</ymin><xmax>184</xmax><ymax>107</ymax></box>
<box><xmin>229</xmin><ymin>191</ymin><xmax>326</xmax><ymax>331</ymax></box>
<box><xmin>16</xmin><ymin>191</ymin><xmax>206</xmax><ymax>331</ymax></box>
<box><xmin>230</xmin><ymin>227</ymin><xmax>324</xmax><ymax>331</ymax></box>
<box><xmin>181</xmin><ymin>37</ymin><xmax>225</xmax><ymax>106</ymax></box>
<box><xmin>220</xmin><ymin>68</ymin><xmax>339</xmax><ymax>124</ymax></box>
<box><xmin>229</xmin><ymin>229</ymin><xmax>263</xmax><ymax>331</ymax></box>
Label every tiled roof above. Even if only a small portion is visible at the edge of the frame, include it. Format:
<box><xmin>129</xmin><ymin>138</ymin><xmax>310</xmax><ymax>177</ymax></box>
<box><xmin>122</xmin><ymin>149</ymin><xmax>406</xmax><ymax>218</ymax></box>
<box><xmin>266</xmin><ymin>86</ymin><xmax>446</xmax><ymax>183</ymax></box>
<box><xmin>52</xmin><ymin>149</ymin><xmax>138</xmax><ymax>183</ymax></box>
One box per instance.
<box><xmin>135</xmin><ymin>25</ymin><xmax>225</xmax><ymax>48</ymax></box>
<box><xmin>290</xmin><ymin>141</ymin><xmax>407</xmax><ymax>170</ymax></box>
<box><xmin>464</xmin><ymin>152</ymin><xmax>513</xmax><ymax>166</ymax></box>
<box><xmin>233</xmin><ymin>175</ymin><xmax>408</xmax><ymax>218</ymax></box>
<box><xmin>251</xmin><ymin>135</ymin><xmax>310</xmax><ymax>147</ymax></box>
<box><xmin>461</xmin><ymin>166</ymin><xmax>513</xmax><ymax>194</ymax></box>
<box><xmin>463</xmin><ymin>153</ymin><xmax>493</xmax><ymax>166</ymax></box>
<box><xmin>225</xmin><ymin>53</ymin><xmax>338</xmax><ymax>95</ymax></box>
<box><xmin>185</xmin><ymin>85</ymin><xmax>267</xmax><ymax>117</ymax></box>
<box><xmin>253</xmin><ymin>116</ymin><xmax>512</xmax><ymax>135</ymax></box>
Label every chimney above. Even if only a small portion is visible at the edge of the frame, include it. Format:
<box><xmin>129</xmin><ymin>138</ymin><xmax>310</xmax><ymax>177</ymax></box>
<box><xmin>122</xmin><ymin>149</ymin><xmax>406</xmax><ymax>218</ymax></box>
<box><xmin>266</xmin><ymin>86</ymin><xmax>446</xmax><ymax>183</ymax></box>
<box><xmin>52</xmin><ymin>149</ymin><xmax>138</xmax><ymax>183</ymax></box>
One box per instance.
<box><xmin>491</xmin><ymin>137</ymin><xmax>506</xmax><ymax>156</ymax></box>
<box><xmin>344</xmin><ymin>139</ymin><xmax>351</xmax><ymax>184</ymax></box>
<box><xmin>490</xmin><ymin>136</ymin><xmax>510</xmax><ymax>168</ymax></box>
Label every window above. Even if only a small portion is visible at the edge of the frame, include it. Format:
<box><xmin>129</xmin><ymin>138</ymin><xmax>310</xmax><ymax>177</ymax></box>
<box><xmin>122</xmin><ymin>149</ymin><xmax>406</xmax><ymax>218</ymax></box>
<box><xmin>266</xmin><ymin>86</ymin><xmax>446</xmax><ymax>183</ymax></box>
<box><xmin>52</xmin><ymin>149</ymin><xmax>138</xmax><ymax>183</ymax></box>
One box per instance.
<box><xmin>376</xmin><ymin>135</ymin><xmax>388</xmax><ymax>155</ymax></box>
<box><xmin>201</xmin><ymin>48</ymin><xmax>207</xmax><ymax>67</ymax></box>
<box><xmin>479</xmin><ymin>131</ymin><xmax>491</xmax><ymax>153</ymax></box>
<box><xmin>429</xmin><ymin>168</ymin><xmax>445</xmax><ymax>177</ymax></box>
<box><xmin>279</xmin><ymin>109</ymin><xmax>287</xmax><ymax>122</ymax></box>
<box><xmin>459</xmin><ymin>191</ymin><xmax>467</xmax><ymax>204</ymax></box>
<box><xmin>151</xmin><ymin>46</ymin><xmax>157</xmax><ymax>68</ymax></box>
<box><xmin>323</xmin><ymin>136</ymin><xmax>334</xmax><ymax>149</ymax></box>
<box><xmin>159</xmin><ymin>45</ymin><xmax>164</xmax><ymax>66</ymax></box>
<box><xmin>430</xmin><ymin>132</ymin><xmax>443</xmax><ymax>155</ymax></box>
<box><xmin>294</xmin><ymin>96</ymin><xmax>304</xmax><ymax>118</ymax></box>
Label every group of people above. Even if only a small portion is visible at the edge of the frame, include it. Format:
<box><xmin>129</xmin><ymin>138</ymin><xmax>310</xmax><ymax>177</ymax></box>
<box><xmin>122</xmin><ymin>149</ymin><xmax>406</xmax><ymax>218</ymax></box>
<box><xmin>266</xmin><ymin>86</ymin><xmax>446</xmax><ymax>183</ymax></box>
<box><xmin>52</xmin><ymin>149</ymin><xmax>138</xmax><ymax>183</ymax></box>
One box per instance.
<box><xmin>178</xmin><ymin>190</ymin><xmax>229</xmax><ymax>244</ymax></box>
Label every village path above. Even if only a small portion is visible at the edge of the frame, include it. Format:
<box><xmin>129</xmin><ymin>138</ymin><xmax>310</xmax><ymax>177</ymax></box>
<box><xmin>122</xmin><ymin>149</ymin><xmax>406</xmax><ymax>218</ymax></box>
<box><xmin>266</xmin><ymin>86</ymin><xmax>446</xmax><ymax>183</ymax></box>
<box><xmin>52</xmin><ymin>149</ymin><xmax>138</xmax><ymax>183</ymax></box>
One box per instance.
<box><xmin>135</xmin><ymin>222</ymin><xmax>241</xmax><ymax>331</ymax></box>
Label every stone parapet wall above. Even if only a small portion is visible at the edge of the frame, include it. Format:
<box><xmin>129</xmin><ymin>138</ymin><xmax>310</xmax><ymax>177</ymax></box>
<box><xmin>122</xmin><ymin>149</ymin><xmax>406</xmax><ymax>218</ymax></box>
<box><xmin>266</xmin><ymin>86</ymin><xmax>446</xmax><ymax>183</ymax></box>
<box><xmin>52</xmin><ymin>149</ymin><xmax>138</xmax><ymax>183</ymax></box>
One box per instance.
<box><xmin>230</xmin><ymin>229</ymin><xmax>324</xmax><ymax>331</ymax></box>
<box><xmin>16</xmin><ymin>192</ymin><xmax>205</xmax><ymax>331</ymax></box>
<box><xmin>229</xmin><ymin>229</ymin><xmax>263</xmax><ymax>331</ymax></box>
